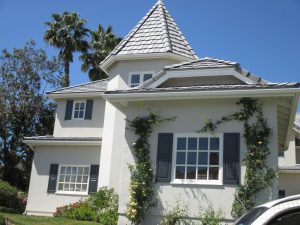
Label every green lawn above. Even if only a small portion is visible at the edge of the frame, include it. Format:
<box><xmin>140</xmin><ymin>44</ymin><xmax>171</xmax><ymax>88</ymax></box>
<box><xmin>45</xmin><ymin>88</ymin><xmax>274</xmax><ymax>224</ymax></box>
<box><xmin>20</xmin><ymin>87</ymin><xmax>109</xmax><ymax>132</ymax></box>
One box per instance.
<box><xmin>0</xmin><ymin>213</ymin><xmax>100</xmax><ymax>225</ymax></box>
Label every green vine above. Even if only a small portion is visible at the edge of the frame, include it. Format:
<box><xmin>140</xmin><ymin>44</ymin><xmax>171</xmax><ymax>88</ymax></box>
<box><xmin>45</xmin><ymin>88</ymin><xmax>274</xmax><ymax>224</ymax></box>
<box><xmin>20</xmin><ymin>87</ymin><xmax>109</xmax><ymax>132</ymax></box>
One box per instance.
<box><xmin>127</xmin><ymin>108</ymin><xmax>175</xmax><ymax>224</ymax></box>
<box><xmin>201</xmin><ymin>98</ymin><xmax>276</xmax><ymax>218</ymax></box>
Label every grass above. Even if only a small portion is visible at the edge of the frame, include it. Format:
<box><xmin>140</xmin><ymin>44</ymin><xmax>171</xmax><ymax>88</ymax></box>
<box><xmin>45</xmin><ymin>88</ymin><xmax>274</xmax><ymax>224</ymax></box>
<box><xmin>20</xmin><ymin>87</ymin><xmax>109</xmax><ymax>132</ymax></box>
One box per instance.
<box><xmin>0</xmin><ymin>213</ymin><xmax>100</xmax><ymax>225</ymax></box>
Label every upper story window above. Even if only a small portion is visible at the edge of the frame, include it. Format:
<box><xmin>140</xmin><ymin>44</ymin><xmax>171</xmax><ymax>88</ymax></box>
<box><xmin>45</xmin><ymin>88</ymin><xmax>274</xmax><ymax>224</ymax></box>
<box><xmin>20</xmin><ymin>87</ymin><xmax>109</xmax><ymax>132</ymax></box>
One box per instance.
<box><xmin>129</xmin><ymin>72</ymin><xmax>153</xmax><ymax>87</ymax></box>
<box><xmin>172</xmin><ymin>133</ymin><xmax>223</xmax><ymax>185</ymax></box>
<box><xmin>56</xmin><ymin>165</ymin><xmax>90</xmax><ymax>194</ymax></box>
<box><xmin>73</xmin><ymin>101</ymin><xmax>86</xmax><ymax>119</ymax></box>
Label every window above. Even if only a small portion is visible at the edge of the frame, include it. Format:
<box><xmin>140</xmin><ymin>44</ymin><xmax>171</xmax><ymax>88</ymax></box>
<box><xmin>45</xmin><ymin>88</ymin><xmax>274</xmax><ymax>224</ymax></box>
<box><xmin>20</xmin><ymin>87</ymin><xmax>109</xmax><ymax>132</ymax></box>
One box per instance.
<box><xmin>278</xmin><ymin>190</ymin><xmax>285</xmax><ymax>198</ymax></box>
<box><xmin>129</xmin><ymin>72</ymin><xmax>153</xmax><ymax>87</ymax></box>
<box><xmin>173</xmin><ymin>133</ymin><xmax>223</xmax><ymax>185</ymax></box>
<box><xmin>73</xmin><ymin>101</ymin><xmax>86</xmax><ymax>119</ymax></box>
<box><xmin>56</xmin><ymin>165</ymin><xmax>90</xmax><ymax>194</ymax></box>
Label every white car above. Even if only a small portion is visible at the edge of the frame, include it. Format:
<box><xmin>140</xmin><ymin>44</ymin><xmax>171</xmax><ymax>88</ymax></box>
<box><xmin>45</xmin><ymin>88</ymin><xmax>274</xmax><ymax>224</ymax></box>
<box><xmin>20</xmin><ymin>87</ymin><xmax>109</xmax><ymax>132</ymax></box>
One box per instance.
<box><xmin>234</xmin><ymin>195</ymin><xmax>300</xmax><ymax>225</ymax></box>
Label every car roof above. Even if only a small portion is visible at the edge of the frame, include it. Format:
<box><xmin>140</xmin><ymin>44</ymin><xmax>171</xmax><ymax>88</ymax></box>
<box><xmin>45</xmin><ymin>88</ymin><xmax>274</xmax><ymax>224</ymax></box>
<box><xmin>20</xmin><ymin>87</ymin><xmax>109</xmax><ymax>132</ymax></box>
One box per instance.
<box><xmin>260</xmin><ymin>195</ymin><xmax>300</xmax><ymax>208</ymax></box>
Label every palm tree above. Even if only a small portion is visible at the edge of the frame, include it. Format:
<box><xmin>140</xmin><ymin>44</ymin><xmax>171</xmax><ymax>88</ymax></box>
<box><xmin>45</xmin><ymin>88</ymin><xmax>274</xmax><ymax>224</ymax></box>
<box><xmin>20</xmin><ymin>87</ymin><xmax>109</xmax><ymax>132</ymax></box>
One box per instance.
<box><xmin>80</xmin><ymin>25</ymin><xmax>122</xmax><ymax>81</ymax></box>
<box><xmin>44</xmin><ymin>12</ymin><xmax>89</xmax><ymax>87</ymax></box>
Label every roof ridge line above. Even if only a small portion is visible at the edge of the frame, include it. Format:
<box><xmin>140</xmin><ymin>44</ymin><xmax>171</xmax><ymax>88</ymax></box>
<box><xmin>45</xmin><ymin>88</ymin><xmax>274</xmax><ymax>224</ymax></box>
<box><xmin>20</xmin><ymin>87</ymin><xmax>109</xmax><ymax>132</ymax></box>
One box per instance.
<box><xmin>160</xmin><ymin>3</ymin><xmax>173</xmax><ymax>52</ymax></box>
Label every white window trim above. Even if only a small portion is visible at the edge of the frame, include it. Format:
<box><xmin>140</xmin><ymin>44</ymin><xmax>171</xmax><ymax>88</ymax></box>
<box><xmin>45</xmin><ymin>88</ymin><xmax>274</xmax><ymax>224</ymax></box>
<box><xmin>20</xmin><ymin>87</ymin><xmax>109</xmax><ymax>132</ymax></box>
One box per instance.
<box><xmin>128</xmin><ymin>71</ymin><xmax>154</xmax><ymax>88</ymax></box>
<box><xmin>72</xmin><ymin>100</ymin><xmax>86</xmax><ymax>120</ymax></box>
<box><xmin>171</xmin><ymin>133</ymin><xmax>223</xmax><ymax>185</ymax></box>
<box><xmin>55</xmin><ymin>164</ymin><xmax>90</xmax><ymax>195</ymax></box>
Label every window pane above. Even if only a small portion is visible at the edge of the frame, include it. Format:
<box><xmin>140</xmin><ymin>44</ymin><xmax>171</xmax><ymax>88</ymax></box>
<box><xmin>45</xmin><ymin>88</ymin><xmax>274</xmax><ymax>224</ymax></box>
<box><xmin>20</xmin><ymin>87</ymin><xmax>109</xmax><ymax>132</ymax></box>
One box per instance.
<box><xmin>210</xmin><ymin>138</ymin><xmax>219</xmax><ymax>150</ymax></box>
<box><xmin>175</xmin><ymin>166</ymin><xmax>185</xmax><ymax>179</ymax></box>
<box><xmin>59</xmin><ymin>175</ymin><xmax>64</xmax><ymax>182</ymax></box>
<box><xmin>71</xmin><ymin>175</ymin><xmax>76</xmax><ymax>182</ymax></box>
<box><xmin>58</xmin><ymin>183</ymin><xmax>63</xmax><ymax>191</ymax></box>
<box><xmin>77</xmin><ymin>176</ymin><xmax>83</xmax><ymax>183</ymax></box>
<box><xmin>199</xmin><ymin>138</ymin><xmax>208</xmax><ymax>150</ymax></box>
<box><xmin>71</xmin><ymin>167</ymin><xmax>77</xmax><ymax>174</ymax></box>
<box><xmin>70</xmin><ymin>184</ymin><xmax>75</xmax><ymax>191</ymax></box>
<box><xmin>186</xmin><ymin>167</ymin><xmax>196</xmax><ymax>179</ymax></box>
<box><xmin>61</xmin><ymin>167</ymin><xmax>66</xmax><ymax>174</ymax></box>
<box><xmin>197</xmin><ymin>167</ymin><xmax>207</xmax><ymax>180</ymax></box>
<box><xmin>74</xmin><ymin>111</ymin><xmax>79</xmax><ymax>118</ymax></box>
<box><xmin>209</xmin><ymin>167</ymin><xmax>219</xmax><ymax>180</ymax></box>
<box><xmin>76</xmin><ymin>184</ymin><xmax>81</xmax><ymax>192</ymax></box>
<box><xmin>64</xmin><ymin>184</ymin><xmax>70</xmax><ymax>191</ymax></box>
<box><xmin>75</xmin><ymin>103</ymin><xmax>80</xmax><ymax>110</ymax></box>
<box><xmin>143</xmin><ymin>74</ymin><xmax>152</xmax><ymax>81</ymax></box>
<box><xmin>79</xmin><ymin>111</ymin><xmax>84</xmax><ymax>118</ymax></box>
<box><xmin>177</xmin><ymin>138</ymin><xmax>186</xmax><ymax>150</ymax></box>
<box><xmin>82</xmin><ymin>176</ymin><xmax>88</xmax><ymax>183</ymax></box>
<box><xmin>131</xmin><ymin>74</ymin><xmax>140</xmax><ymax>84</ymax></box>
<box><xmin>65</xmin><ymin>175</ymin><xmax>70</xmax><ymax>182</ymax></box>
<box><xmin>198</xmin><ymin>152</ymin><xmax>208</xmax><ymax>165</ymax></box>
<box><xmin>187</xmin><ymin>152</ymin><xmax>197</xmax><ymax>165</ymax></box>
<box><xmin>176</xmin><ymin>152</ymin><xmax>186</xmax><ymax>164</ymax></box>
<box><xmin>83</xmin><ymin>167</ymin><xmax>89</xmax><ymax>175</ymax></box>
<box><xmin>210</xmin><ymin>153</ymin><xmax>219</xmax><ymax>165</ymax></box>
<box><xmin>78</xmin><ymin>167</ymin><xmax>83</xmax><ymax>174</ymax></box>
<box><xmin>80</xmin><ymin>103</ymin><xmax>85</xmax><ymax>110</ymax></box>
<box><xmin>82</xmin><ymin>184</ymin><xmax>87</xmax><ymax>192</ymax></box>
<box><xmin>188</xmin><ymin>138</ymin><xmax>197</xmax><ymax>150</ymax></box>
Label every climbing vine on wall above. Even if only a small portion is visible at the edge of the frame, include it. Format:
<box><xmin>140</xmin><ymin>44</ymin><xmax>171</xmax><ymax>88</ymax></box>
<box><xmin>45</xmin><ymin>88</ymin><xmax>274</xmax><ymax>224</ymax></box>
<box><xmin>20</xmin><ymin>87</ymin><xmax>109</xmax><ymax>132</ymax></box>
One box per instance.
<box><xmin>127</xmin><ymin>108</ymin><xmax>175</xmax><ymax>224</ymax></box>
<box><xmin>200</xmin><ymin>98</ymin><xmax>276</xmax><ymax>218</ymax></box>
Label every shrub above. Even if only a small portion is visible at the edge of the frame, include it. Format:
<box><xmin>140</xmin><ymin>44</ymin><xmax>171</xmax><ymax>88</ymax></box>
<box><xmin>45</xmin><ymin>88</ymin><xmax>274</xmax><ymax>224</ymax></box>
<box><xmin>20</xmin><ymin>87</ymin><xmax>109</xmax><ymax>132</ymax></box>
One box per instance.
<box><xmin>0</xmin><ymin>206</ymin><xmax>19</xmax><ymax>214</ymax></box>
<box><xmin>0</xmin><ymin>215</ymin><xmax>5</xmax><ymax>225</ymax></box>
<box><xmin>0</xmin><ymin>179</ymin><xmax>27</xmax><ymax>213</ymax></box>
<box><xmin>160</xmin><ymin>201</ymin><xmax>187</xmax><ymax>225</ymax></box>
<box><xmin>54</xmin><ymin>187</ymin><xmax>119</xmax><ymax>225</ymax></box>
<box><xmin>199</xmin><ymin>209</ymin><xmax>222</xmax><ymax>225</ymax></box>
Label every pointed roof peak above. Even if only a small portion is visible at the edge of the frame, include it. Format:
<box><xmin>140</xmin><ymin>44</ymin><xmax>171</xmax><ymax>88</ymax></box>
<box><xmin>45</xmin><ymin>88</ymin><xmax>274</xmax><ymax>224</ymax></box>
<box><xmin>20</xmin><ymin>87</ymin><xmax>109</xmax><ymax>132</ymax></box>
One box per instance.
<box><xmin>101</xmin><ymin>1</ymin><xmax>198</xmax><ymax>69</ymax></box>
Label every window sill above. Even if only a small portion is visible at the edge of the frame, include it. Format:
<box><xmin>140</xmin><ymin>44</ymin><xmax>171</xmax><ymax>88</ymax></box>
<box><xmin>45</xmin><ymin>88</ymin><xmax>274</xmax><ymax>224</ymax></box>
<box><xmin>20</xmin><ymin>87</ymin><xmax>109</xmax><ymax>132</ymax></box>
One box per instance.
<box><xmin>170</xmin><ymin>180</ymin><xmax>223</xmax><ymax>186</ymax></box>
<box><xmin>55</xmin><ymin>192</ymin><xmax>89</xmax><ymax>197</ymax></box>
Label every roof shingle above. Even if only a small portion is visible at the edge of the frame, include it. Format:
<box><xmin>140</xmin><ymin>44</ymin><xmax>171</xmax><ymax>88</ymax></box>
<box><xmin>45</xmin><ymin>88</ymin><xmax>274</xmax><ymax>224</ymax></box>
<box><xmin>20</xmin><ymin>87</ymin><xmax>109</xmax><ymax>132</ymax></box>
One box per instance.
<box><xmin>101</xmin><ymin>0</ymin><xmax>198</xmax><ymax>66</ymax></box>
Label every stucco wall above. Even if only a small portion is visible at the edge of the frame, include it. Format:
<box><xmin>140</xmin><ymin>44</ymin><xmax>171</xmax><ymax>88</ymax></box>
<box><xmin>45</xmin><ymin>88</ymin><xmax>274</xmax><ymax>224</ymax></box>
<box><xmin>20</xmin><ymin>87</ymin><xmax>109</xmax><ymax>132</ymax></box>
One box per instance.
<box><xmin>26</xmin><ymin>145</ymin><xmax>101</xmax><ymax>216</ymax></box>
<box><xmin>278</xmin><ymin>173</ymin><xmax>300</xmax><ymax>196</ymax></box>
<box><xmin>107</xmin><ymin>58</ymin><xmax>179</xmax><ymax>88</ymax></box>
<box><xmin>117</xmin><ymin>98</ymin><xmax>278</xmax><ymax>224</ymax></box>
<box><xmin>279</xmin><ymin>132</ymin><xmax>296</xmax><ymax>166</ymax></box>
<box><xmin>53</xmin><ymin>97</ymin><xmax>105</xmax><ymax>137</ymax></box>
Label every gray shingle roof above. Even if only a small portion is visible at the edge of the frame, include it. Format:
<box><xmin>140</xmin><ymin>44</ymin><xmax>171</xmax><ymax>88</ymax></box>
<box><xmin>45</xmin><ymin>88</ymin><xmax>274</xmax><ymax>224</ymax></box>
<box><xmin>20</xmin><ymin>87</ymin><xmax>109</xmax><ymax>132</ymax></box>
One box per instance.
<box><xmin>101</xmin><ymin>0</ymin><xmax>198</xmax><ymax>66</ymax></box>
<box><xmin>24</xmin><ymin>136</ymin><xmax>101</xmax><ymax>142</ymax></box>
<box><xmin>47</xmin><ymin>79</ymin><xmax>108</xmax><ymax>95</ymax></box>
<box><xmin>164</xmin><ymin>57</ymin><xmax>239</xmax><ymax>70</ymax></box>
<box><xmin>105</xmin><ymin>82</ymin><xmax>300</xmax><ymax>94</ymax></box>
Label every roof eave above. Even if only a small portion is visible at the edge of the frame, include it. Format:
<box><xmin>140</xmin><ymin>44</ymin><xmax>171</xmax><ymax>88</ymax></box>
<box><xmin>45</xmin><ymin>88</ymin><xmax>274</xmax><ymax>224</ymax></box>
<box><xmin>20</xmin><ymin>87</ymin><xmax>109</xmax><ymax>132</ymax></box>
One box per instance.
<box><xmin>103</xmin><ymin>88</ymin><xmax>300</xmax><ymax>102</ymax></box>
<box><xmin>23</xmin><ymin>139</ymin><xmax>102</xmax><ymax>149</ymax></box>
<box><xmin>48</xmin><ymin>92</ymin><xmax>105</xmax><ymax>100</ymax></box>
<box><xmin>100</xmin><ymin>53</ymin><xmax>196</xmax><ymax>74</ymax></box>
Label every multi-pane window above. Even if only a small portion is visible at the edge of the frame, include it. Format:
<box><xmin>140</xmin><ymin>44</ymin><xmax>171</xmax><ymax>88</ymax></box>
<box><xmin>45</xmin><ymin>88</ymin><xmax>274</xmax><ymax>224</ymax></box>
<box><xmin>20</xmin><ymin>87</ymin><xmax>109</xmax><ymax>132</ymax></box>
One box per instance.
<box><xmin>173</xmin><ymin>134</ymin><xmax>222</xmax><ymax>184</ymax></box>
<box><xmin>57</xmin><ymin>165</ymin><xmax>90</xmax><ymax>193</ymax></box>
<box><xmin>73</xmin><ymin>101</ymin><xmax>86</xmax><ymax>119</ymax></box>
<box><xmin>129</xmin><ymin>72</ymin><xmax>153</xmax><ymax>87</ymax></box>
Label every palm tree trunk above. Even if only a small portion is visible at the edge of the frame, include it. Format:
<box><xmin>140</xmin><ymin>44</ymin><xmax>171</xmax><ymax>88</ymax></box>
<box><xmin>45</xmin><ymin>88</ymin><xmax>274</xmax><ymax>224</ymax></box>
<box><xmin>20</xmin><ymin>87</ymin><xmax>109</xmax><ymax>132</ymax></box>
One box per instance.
<box><xmin>63</xmin><ymin>58</ymin><xmax>70</xmax><ymax>87</ymax></box>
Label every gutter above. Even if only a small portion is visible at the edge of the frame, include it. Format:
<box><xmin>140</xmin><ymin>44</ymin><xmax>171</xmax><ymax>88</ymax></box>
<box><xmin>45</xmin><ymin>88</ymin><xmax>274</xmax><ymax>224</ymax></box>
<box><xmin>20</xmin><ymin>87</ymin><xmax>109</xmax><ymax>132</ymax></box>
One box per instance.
<box><xmin>23</xmin><ymin>139</ymin><xmax>102</xmax><ymax>149</ymax></box>
<box><xmin>103</xmin><ymin>88</ymin><xmax>300</xmax><ymax>102</ymax></box>
<box><xmin>48</xmin><ymin>92</ymin><xmax>104</xmax><ymax>99</ymax></box>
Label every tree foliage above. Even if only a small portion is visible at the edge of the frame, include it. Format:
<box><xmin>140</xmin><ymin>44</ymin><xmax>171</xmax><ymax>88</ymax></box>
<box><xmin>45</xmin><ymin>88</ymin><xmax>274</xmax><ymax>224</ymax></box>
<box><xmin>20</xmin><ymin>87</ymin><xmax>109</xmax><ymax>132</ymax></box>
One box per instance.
<box><xmin>44</xmin><ymin>11</ymin><xmax>89</xmax><ymax>87</ymax></box>
<box><xmin>80</xmin><ymin>25</ymin><xmax>121</xmax><ymax>81</ymax></box>
<box><xmin>0</xmin><ymin>40</ymin><xmax>63</xmax><ymax>190</ymax></box>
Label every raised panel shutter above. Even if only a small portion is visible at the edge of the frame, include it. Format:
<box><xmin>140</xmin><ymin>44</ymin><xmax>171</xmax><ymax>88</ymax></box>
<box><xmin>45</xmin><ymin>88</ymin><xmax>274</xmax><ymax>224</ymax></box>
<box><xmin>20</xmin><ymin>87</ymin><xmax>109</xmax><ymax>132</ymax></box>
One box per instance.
<box><xmin>156</xmin><ymin>133</ymin><xmax>173</xmax><ymax>182</ymax></box>
<box><xmin>88</xmin><ymin>165</ymin><xmax>99</xmax><ymax>194</ymax></box>
<box><xmin>64</xmin><ymin>100</ymin><xmax>73</xmax><ymax>120</ymax></box>
<box><xmin>223</xmin><ymin>133</ymin><xmax>240</xmax><ymax>185</ymax></box>
<box><xmin>47</xmin><ymin>164</ymin><xmax>59</xmax><ymax>193</ymax></box>
<box><xmin>84</xmin><ymin>100</ymin><xmax>94</xmax><ymax>120</ymax></box>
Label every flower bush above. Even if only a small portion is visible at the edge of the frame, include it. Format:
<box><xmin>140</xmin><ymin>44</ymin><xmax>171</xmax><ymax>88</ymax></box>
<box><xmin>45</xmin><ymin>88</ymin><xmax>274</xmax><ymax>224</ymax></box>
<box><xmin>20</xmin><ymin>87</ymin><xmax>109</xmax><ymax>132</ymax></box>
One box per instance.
<box><xmin>54</xmin><ymin>187</ymin><xmax>118</xmax><ymax>224</ymax></box>
<box><xmin>160</xmin><ymin>200</ymin><xmax>187</xmax><ymax>225</ymax></box>
<box><xmin>0</xmin><ymin>179</ymin><xmax>27</xmax><ymax>213</ymax></box>
<box><xmin>199</xmin><ymin>209</ymin><xmax>222</xmax><ymax>225</ymax></box>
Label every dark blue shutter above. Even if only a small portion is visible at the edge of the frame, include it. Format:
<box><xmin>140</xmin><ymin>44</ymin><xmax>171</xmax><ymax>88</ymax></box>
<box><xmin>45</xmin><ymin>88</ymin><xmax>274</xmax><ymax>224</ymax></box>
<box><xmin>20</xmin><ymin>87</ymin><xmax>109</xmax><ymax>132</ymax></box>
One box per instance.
<box><xmin>64</xmin><ymin>100</ymin><xmax>73</xmax><ymax>120</ymax></box>
<box><xmin>47</xmin><ymin>164</ymin><xmax>59</xmax><ymax>193</ymax></box>
<box><xmin>88</xmin><ymin>165</ymin><xmax>99</xmax><ymax>194</ymax></box>
<box><xmin>223</xmin><ymin>133</ymin><xmax>240</xmax><ymax>185</ymax></box>
<box><xmin>156</xmin><ymin>133</ymin><xmax>173</xmax><ymax>182</ymax></box>
<box><xmin>84</xmin><ymin>100</ymin><xmax>94</xmax><ymax>120</ymax></box>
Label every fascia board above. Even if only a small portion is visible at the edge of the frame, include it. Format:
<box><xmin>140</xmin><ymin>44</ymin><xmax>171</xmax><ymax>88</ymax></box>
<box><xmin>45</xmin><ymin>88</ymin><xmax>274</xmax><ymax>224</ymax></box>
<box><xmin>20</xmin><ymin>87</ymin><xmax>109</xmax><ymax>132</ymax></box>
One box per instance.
<box><xmin>23</xmin><ymin>140</ymin><xmax>102</xmax><ymax>147</ymax></box>
<box><xmin>104</xmin><ymin>88</ymin><xmax>300</xmax><ymax>102</ymax></box>
<box><xmin>48</xmin><ymin>92</ymin><xmax>104</xmax><ymax>100</ymax></box>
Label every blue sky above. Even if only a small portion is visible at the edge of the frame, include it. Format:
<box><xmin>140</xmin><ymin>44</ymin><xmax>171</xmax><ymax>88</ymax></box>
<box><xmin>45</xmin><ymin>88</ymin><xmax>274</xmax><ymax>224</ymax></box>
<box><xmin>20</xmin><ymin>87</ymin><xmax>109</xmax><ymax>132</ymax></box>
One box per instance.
<box><xmin>0</xmin><ymin>0</ymin><xmax>299</xmax><ymax>110</ymax></box>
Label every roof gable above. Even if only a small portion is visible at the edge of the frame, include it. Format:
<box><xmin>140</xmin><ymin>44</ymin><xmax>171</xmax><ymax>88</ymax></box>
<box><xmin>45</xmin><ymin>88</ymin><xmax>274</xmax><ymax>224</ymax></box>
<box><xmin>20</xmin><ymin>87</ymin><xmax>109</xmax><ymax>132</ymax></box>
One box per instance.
<box><xmin>100</xmin><ymin>0</ymin><xmax>198</xmax><ymax>70</ymax></box>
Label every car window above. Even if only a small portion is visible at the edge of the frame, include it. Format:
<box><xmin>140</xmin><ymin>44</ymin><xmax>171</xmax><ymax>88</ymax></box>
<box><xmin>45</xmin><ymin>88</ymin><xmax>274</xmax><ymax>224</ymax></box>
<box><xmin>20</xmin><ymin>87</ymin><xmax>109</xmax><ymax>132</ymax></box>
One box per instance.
<box><xmin>267</xmin><ymin>208</ymin><xmax>300</xmax><ymax>225</ymax></box>
<box><xmin>235</xmin><ymin>207</ymin><xmax>268</xmax><ymax>225</ymax></box>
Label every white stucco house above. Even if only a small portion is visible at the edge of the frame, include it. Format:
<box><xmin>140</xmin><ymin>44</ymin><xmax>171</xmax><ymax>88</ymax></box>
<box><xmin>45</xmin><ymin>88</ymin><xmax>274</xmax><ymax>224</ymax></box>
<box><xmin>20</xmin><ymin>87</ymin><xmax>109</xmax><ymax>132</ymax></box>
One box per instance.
<box><xmin>24</xmin><ymin>0</ymin><xmax>300</xmax><ymax>224</ymax></box>
<box><xmin>278</xmin><ymin>113</ymin><xmax>300</xmax><ymax>198</ymax></box>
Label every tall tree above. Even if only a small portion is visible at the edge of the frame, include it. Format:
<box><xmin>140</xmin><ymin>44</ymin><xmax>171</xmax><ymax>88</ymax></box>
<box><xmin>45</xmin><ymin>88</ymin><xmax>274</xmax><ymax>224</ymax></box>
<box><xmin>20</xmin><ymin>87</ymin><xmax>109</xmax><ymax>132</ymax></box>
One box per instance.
<box><xmin>0</xmin><ymin>40</ymin><xmax>63</xmax><ymax>190</ymax></box>
<box><xmin>80</xmin><ymin>25</ymin><xmax>121</xmax><ymax>81</ymax></box>
<box><xmin>44</xmin><ymin>11</ymin><xmax>89</xmax><ymax>87</ymax></box>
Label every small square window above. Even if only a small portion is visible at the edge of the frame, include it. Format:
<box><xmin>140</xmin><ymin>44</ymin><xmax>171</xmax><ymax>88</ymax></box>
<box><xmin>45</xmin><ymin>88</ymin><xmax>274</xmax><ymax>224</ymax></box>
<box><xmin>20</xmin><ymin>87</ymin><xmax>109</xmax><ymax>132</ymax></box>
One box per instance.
<box><xmin>129</xmin><ymin>72</ymin><xmax>153</xmax><ymax>87</ymax></box>
<box><xmin>143</xmin><ymin>74</ymin><xmax>152</xmax><ymax>81</ymax></box>
<box><xmin>73</xmin><ymin>101</ymin><xmax>86</xmax><ymax>119</ymax></box>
